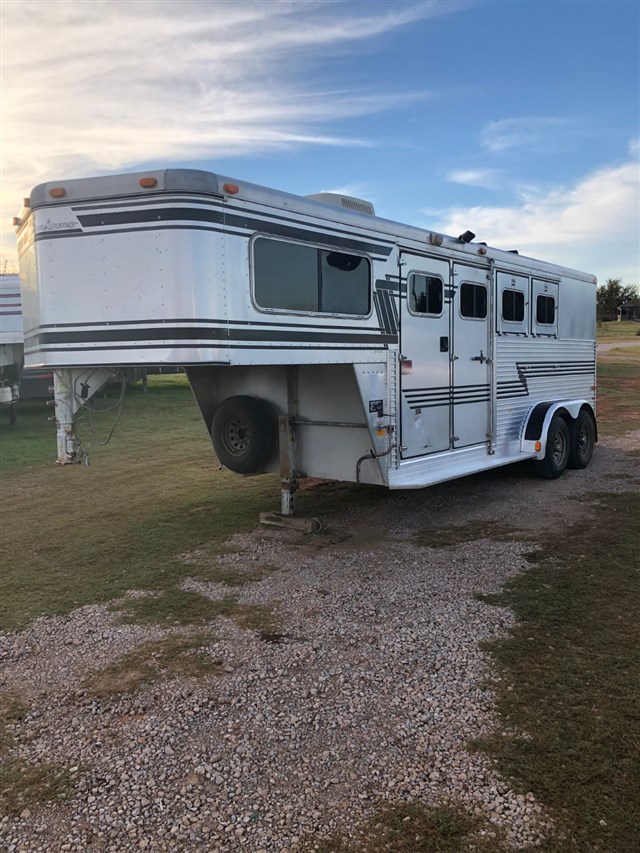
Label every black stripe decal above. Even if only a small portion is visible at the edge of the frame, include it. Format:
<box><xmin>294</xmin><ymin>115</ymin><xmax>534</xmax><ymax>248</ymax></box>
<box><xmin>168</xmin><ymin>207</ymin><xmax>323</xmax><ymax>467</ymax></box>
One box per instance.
<box><xmin>495</xmin><ymin>360</ymin><xmax>595</xmax><ymax>401</ymax></box>
<box><xmin>27</xmin><ymin>326</ymin><xmax>396</xmax><ymax>347</ymax></box>
<box><xmin>73</xmin><ymin>207</ymin><xmax>392</xmax><ymax>257</ymax></box>
<box><xmin>25</xmin><ymin>343</ymin><xmax>389</xmax><ymax>355</ymax></box>
<box><xmin>70</xmin><ymin>196</ymin><xmax>397</xmax><ymax>249</ymax></box>
<box><xmin>24</xmin><ymin>317</ymin><xmax>384</xmax><ymax>336</ymax></box>
<box><xmin>34</xmin><ymin>223</ymin><xmax>392</xmax><ymax>261</ymax></box>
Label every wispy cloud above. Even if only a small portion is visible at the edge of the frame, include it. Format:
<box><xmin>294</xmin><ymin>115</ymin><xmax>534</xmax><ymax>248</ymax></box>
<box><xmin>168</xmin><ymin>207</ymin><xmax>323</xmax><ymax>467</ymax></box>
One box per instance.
<box><xmin>1</xmin><ymin>0</ymin><xmax>463</xmax><ymax>259</ymax></box>
<box><xmin>428</xmin><ymin>147</ymin><xmax>640</xmax><ymax>283</ymax></box>
<box><xmin>447</xmin><ymin>168</ymin><xmax>499</xmax><ymax>188</ymax></box>
<box><xmin>481</xmin><ymin>116</ymin><xmax>574</xmax><ymax>154</ymax></box>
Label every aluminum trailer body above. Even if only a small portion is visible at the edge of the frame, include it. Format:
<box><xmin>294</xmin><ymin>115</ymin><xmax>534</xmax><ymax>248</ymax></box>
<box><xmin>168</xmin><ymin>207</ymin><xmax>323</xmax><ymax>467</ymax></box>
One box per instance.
<box><xmin>14</xmin><ymin>169</ymin><xmax>597</xmax><ymax>509</ymax></box>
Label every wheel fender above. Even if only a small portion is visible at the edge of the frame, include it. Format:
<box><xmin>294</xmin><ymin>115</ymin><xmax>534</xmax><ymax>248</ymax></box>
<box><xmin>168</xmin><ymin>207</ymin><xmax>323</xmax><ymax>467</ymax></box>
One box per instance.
<box><xmin>521</xmin><ymin>400</ymin><xmax>594</xmax><ymax>459</ymax></box>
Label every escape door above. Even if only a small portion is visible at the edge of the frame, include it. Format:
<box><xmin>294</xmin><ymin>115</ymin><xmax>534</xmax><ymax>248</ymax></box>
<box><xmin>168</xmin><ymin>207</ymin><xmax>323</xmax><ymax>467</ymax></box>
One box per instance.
<box><xmin>399</xmin><ymin>256</ymin><xmax>491</xmax><ymax>458</ymax></box>
<box><xmin>450</xmin><ymin>263</ymin><xmax>491</xmax><ymax>448</ymax></box>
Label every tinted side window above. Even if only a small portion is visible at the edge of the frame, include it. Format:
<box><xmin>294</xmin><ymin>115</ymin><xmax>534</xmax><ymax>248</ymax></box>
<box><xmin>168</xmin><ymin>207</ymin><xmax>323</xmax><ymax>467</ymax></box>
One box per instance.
<box><xmin>253</xmin><ymin>238</ymin><xmax>370</xmax><ymax>315</ymax></box>
<box><xmin>321</xmin><ymin>251</ymin><xmax>370</xmax><ymax>314</ymax></box>
<box><xmin>536</xmin><ymin>295</ymin><xmax>555</xmax><ymax>325</ymax></box>
<box><xmin>460</xmin><ymin>282</ymin><xmax>487</xmax><ymax>319</ymax></box>
<box><xmin>410</xmin><ymin>274</ymin><xmax>443</xmax><ymax>315</ymax></box>
<box><xmin>254</xmin><ymin>239</ymin><xmax>318</xmax><ymax>312</ymax></box>
<box><xmin>502</xmin><ymin>289</ymin><xmax>525</xmax><ymax>322</ymax></box>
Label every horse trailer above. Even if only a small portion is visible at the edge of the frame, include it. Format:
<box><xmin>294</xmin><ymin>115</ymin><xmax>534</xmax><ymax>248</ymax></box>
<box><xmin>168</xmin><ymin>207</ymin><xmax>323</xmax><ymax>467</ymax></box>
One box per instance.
<box><xmin>14</xmin><ymin>169</ymin><xmax>597</xmax><ymax>519</ymax></box>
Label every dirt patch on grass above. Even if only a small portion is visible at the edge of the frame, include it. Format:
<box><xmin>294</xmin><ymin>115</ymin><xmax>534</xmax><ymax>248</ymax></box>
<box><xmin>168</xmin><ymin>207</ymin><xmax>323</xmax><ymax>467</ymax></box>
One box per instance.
<box><xmin>0</xmin><ymin>693</ymin><xmax>73</xmax><ymax>816</ymax></box>
<box><xmin>83</xmin><ymin>632</ymin><xmax>223</xmax><ymax>698</ymax></box>
<box><xmin>309</xmin><ymin>803</ymin><xmax>510</xmax><ymax>852</ymax></box>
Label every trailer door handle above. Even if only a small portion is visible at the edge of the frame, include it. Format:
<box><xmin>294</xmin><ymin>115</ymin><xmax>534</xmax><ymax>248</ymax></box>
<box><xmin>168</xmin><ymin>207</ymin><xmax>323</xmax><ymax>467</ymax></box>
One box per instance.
<box><xmin>472</xmin><ymin>350</ymin><xmax>488</xmax><ymax>364</ymax></box>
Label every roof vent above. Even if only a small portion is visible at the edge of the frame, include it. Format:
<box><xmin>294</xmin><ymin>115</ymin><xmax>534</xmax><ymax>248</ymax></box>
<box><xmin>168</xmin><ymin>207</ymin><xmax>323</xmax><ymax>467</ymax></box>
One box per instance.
<box><xmin>306</xmin><ymin>192</ymin><xmax>375</xmax><ymax>216</ymax></box>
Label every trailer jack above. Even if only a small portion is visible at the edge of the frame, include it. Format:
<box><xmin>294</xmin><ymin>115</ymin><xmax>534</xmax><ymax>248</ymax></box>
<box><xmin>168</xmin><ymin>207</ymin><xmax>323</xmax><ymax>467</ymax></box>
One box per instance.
<box><xmin>258</xmin><ymin>414</ymin><xmax>322</xmax><ymax>533</ymax></box>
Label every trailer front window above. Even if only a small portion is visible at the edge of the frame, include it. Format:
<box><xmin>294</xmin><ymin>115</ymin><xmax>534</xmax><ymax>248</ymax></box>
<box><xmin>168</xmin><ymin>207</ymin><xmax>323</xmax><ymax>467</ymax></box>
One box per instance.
<box><xmin>253</xmin><ymin>237</ymin><xmax>370</xmax><ymax>315</ymax></box>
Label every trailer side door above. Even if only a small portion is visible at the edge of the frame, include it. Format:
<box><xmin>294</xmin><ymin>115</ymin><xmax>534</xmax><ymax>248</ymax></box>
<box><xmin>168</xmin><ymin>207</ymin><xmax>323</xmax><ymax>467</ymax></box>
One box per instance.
<box><xmin>398</xmin><ymin>254</ymin><xmax>451</xmax><ymax>457</ymax></box>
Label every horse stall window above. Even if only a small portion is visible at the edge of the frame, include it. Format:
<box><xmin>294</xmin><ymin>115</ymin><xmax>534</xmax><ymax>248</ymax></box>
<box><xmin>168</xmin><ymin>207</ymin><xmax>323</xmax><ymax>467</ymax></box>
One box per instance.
<box><xmin>253</xmin><ymin>236</ymin><xmax>370</xmax><ymax>315</ymax></box>
<box><xmin>409</xmin><ymin>274</ymin><xmax>443</xmax><ymax>315</ymax></box>
<box><xmin>502</xmin><ymin>289</ymin><xmax>525</xmax><ymax>322</ymax></box>
<box><xmin>536</xmin><ymin>294</ymin><xmax>556</xmax><ymax>325</ymax></box>
<box><xmin>460</xmin><ymin>282</ymin><xmax>487</xmax><ymax>319</ymax></box>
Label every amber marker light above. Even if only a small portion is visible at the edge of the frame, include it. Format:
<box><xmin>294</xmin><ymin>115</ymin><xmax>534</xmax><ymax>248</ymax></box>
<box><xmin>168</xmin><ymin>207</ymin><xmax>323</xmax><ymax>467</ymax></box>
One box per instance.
<box><xmin>535</xmin><ymin>441</ymin><xmax>542</xmax><ymax>452</ymax></box>
<box><xmin>376</xmin><ymin>428</ymin><xmax>386</xmax><ymax>437</ymax></box>
<box><xmin>478</xmin><ymin>247</ymin><xmax>487</xmax><ymax>255</ymax></box>
<box><xmin>139</xmin><ymin>177</ymin><xmax>158</xmax><ymax>188</ymax></box>
<box><xmin>223</xmin><ymin>183</ymin><xmax>240</xmax><ymax>194</ymax></box>
<box><xmin>12</xmin><ymin>217</ymin><xmax>21</xmax><ymax>227</ymax></box>
<box><xmin>49</xmin><ymin>187</ymin><xmax>65</xmax><ymax>198</ymax></box>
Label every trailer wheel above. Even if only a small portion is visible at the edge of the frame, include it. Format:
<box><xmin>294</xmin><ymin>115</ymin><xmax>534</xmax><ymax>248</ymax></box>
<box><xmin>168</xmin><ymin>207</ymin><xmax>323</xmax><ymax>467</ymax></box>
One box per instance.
<box><xmin>211</xmin><ymin>395</ymin><xmax>275</xmax><ymax>474</ymax></box>
<box><xmin>534</xmin><ymin>415</ymin><xmax>569</xmax><ymax>479</ymax></box>
<box><xmin>568</xmin><ymin>410</ymin><xmax>596</xmax><ymax>469</ymax></box>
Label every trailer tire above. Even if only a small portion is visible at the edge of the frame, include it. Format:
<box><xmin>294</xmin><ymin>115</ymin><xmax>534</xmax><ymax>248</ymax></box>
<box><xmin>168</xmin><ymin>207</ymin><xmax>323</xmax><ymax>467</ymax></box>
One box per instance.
<box><xmin>534</xmin><ymin>415</ymin><xmax>569</xmax><ymax>480</ymax></box>
<box><xmin>567</xmin><ymin>409</ymin><xmax>596</xmax><ymax>469</ymax></box>
<box><xmin>211</xmin><ymin>395</ymin><xmax>275</xmax><ymax>474</ymax></box>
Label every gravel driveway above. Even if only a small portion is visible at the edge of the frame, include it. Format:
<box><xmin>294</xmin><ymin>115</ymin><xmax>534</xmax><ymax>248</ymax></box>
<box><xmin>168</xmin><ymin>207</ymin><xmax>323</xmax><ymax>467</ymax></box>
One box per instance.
<box><xmin>1</xmin><ymin>435</ymin><xmax>638</xmax><ymax>852</ymax></box>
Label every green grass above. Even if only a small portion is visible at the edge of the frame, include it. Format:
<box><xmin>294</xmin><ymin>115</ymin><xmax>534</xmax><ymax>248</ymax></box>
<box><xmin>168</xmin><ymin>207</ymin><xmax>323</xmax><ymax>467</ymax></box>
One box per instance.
<box><xmin>0</xmin><ymin>377</ymin><xmax>385</xmax><ymax>633</ymax></box>
<box><xmin>596</xmin><ymin>361</ymin><xmax>640</xmax><ymax>436</ymax></box>
<box><xmin>596</xmin><ymin>320</ymin><xmax>640</xmax><ymax>340</ymax></box>
<box><xmin>477</xmin><ymin>491</ymin><xmax>640</xmax><ymax>851</ymax></box>
<box><xmin>115</xmin><ymin>587</ymin><xmax>278</xmax><ymax>637</ymax></box>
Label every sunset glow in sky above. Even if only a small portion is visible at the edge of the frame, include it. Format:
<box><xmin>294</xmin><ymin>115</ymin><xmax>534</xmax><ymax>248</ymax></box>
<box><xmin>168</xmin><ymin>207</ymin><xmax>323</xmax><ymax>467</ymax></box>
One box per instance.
<box><xmin>2</xmin><ymin>0</ymin><xmax>639</xmax><ymax>284</ymax></box>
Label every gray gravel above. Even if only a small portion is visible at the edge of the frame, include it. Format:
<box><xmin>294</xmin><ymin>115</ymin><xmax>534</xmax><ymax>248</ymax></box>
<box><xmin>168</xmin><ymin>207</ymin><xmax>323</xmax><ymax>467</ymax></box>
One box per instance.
<box><xmin>1</xmin><ymin>440</ymin><xmax>638</xmax><ymax>852</ymax></box>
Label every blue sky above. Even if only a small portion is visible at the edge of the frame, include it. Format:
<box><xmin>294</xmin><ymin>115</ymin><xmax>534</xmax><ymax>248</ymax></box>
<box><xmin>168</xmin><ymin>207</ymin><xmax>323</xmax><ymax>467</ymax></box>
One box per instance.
<box><xmin>2</xmin><ymin>0</ymin><xmax>639</xmax><ymax>284</ymax></box>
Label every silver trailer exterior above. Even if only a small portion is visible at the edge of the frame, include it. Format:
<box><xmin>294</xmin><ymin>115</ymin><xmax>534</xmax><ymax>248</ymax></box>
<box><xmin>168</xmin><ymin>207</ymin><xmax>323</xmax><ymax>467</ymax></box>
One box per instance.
<box><xmin>14</xmin><ymin>169</ymin><xmax>597</xmax><ymax>510</ymax></box>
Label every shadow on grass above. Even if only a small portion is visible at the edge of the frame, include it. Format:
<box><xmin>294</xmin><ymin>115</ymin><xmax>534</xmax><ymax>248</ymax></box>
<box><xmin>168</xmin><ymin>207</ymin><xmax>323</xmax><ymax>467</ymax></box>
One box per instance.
<box><xmin>308</xmin><ymin>803</ymin><xmax>508</xmax><ymax>852</ymax></box>
<box><xmin>477</xmin><ymin>491</ymin><xmax>640</xmax><ymax>851</ymax></box>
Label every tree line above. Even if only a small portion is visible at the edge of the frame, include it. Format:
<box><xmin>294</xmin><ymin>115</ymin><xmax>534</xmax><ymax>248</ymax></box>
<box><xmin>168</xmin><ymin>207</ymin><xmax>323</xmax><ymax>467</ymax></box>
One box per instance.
<box><xmin>597</xmin><ymin>278</ymin><xmax>639</xmax><ymax>321</ymax></box>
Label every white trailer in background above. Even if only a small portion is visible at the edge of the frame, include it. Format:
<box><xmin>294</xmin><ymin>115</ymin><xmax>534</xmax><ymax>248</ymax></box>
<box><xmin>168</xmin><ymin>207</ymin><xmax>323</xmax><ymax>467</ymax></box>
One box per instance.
<box><xmin>0</xmin><ymin>274</ymin><xmax>23</xmax><ymax>421</ymax></box>
<box><xmin>14</xmin><ymin>169</ymin><xmax>597</xmax><ymax>519</ymax></box>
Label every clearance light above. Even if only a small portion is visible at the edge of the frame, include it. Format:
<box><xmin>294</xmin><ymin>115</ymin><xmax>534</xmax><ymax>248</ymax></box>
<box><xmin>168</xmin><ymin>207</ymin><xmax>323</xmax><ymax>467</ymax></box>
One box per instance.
<box><xmin>12</xmin><ymin>217</ymin><xmax>21</xmax><ymax>227</ymax></box>
<box><xmin>23</xmin><ymin>197</ymin><xmax>30</xmax><ymax>208</ymax></box>
<box><xmin>49</xmin><ymin>187</ymin><xmax>65</xmax><ymax>198</ymax></box>
<box><xmin>478</xmin><ymin>247</ymin><xmax>487</xmax><ymax>255</ymax></box>
<box><xmin>139</xmin><ymin>177</ymin><xmax>158</xmax><ymax>188</ymax></box>
<box><xmin>376</xmin><ymin>428</ymin><xmax>386</xmax><ymax>437</ymax></box>
<box><xmin>535</xmin><ymin>441</ymin><xmax>542</xmax><ymax>452</ymax></box>
<box><xmin>223</xmin><ymin>183</ymin><xmax>240</xmax><ymax>194</ymax></box>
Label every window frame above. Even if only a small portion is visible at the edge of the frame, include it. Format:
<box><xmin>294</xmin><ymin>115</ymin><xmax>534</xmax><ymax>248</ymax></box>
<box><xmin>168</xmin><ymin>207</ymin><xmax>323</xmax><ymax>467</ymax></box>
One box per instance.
<box><xmin>407</xmin><ymin>271</ymin><xmax>445</xmax><ymax>318</ymax></box>
<box><xmin>501</xmin><ymin>287</ymin><xmax>526</xmax><ymax>324</ymax></box>
<box><xmin>536</xmin><ymin>294</ymin><xmax>556</xmax><ymax>326</ymax></box>
<box><xmin>250</xmin><ymin>233</ymin><xmax>373</xmax><ymax>319</ymax></box>
<box><xmin>531</xmin><ymin>278</ymin><xmax>559</xmax><ymax>337</ymax></box>
<box><xmin>458</xmin><ymin>281</ymin><xmax>488</xmax><ymax>321</ymax></box>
